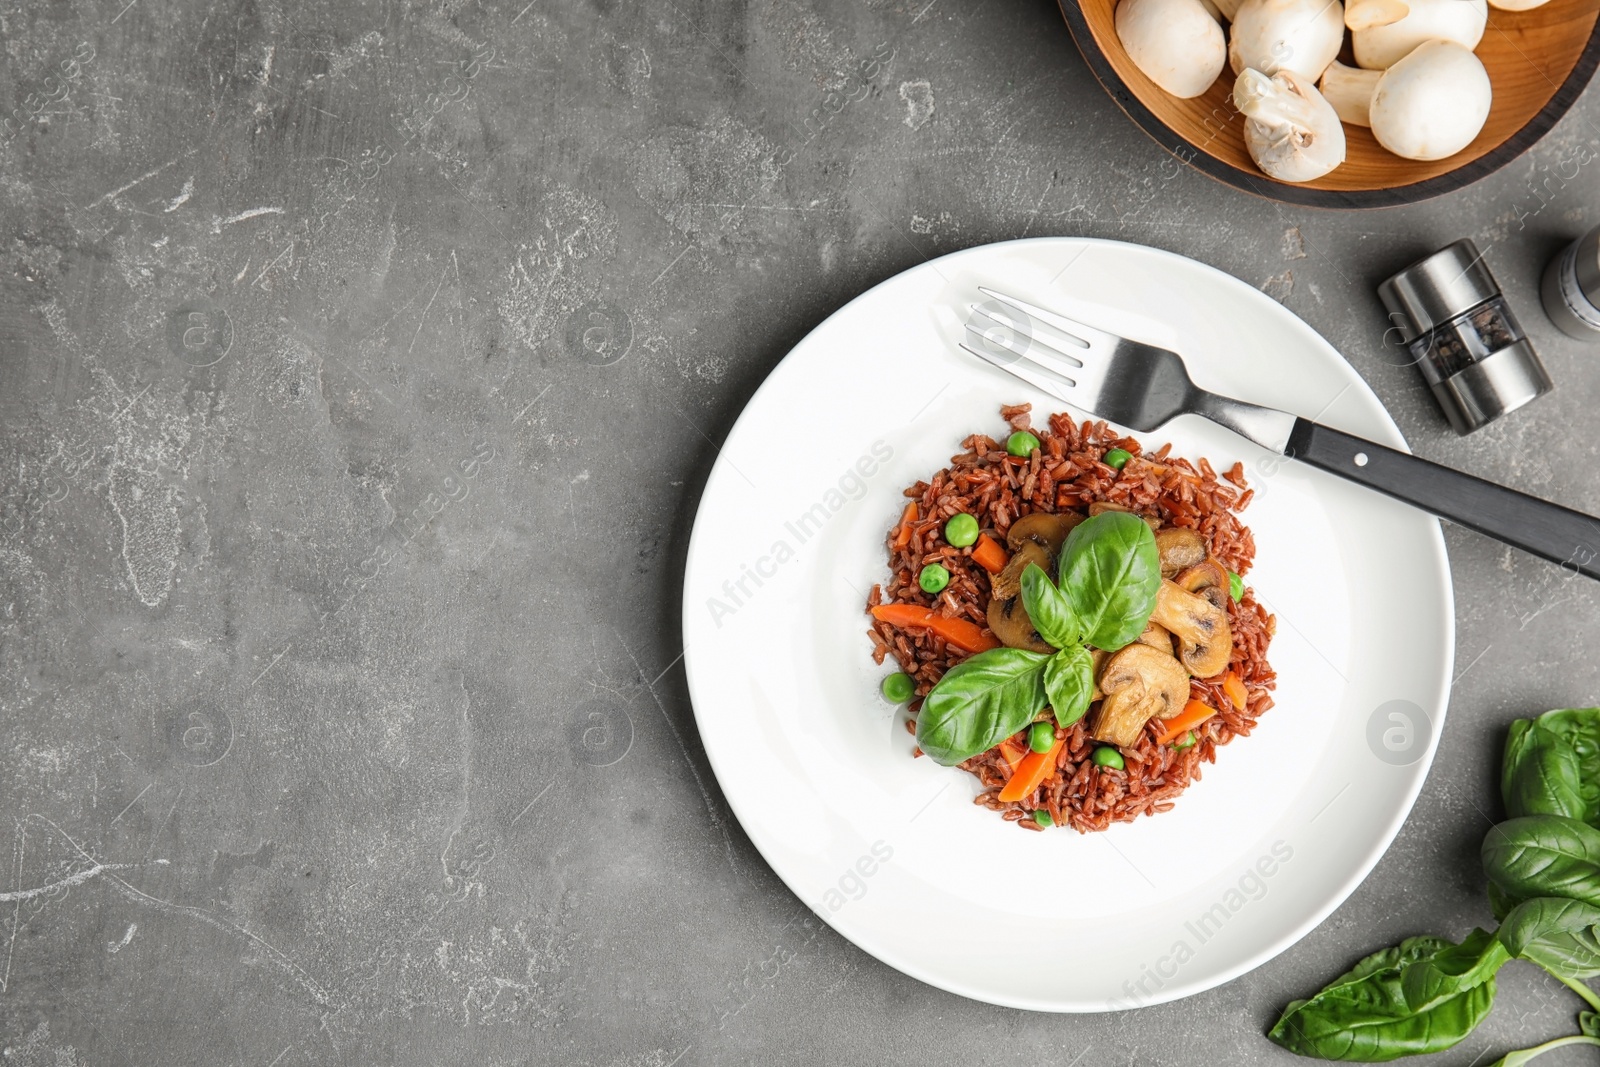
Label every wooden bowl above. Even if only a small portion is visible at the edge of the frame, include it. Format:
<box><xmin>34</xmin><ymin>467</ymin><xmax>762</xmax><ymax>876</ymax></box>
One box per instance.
<box><xmin>1060</xmin><ymin>0</ymin><xmax>1600</xmax><ymax>207</ymax></box>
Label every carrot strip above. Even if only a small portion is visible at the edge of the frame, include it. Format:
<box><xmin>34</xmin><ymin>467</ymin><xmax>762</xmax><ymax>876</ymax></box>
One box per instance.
<box><xmin>998</xmin><ymin>735</ymin><xmax>1066</xmax><ymax>803</ymax></box>
<box><xmin>1222</xmin><ymin>671</ymin><xmax>1248</xmax><ymax>712</ymax></box>
<box><xmin>1156</xmin><ymin>699</ymin><xmax>1219</xmax><ymax>745</ymax></box>
<box><xmin>997</xmin><ymin>739</ymin><xmax>1028</xmax><ymax>771</ymax></box>
<box><xmin>870</xmin><ymin>604</ymin><xmax>1000</xmax><ymax>654</ymax></box>
<box><xmin>892</xmin><ymin>502</ymin><xmax>918</xmax><ymax>549</ymax></box>
<box><xmin>971</xmin><ymin>534</ymin><xmax>1009</xmax><ymax>574</ymax></box>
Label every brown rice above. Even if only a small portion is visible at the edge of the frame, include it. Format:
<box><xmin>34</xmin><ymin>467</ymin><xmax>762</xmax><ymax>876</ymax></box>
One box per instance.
<box><xmin>866</xmin><ymin>404</ymin><xmax>1277</xmax><ymax>833</ymax></box>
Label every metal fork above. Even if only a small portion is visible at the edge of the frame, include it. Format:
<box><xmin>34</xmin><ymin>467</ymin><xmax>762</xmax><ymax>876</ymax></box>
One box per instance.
<box><xmin>962</xmin><ymin>287</ymin><xmax>1600</xmax><ymax>582</ymax></box>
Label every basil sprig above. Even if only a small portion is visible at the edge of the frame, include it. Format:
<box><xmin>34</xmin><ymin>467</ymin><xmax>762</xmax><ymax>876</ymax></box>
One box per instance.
<box><xmin>914</xmin><ymin>513</ymin><xmax>1159</xmax><ymax>767</ymax></box>
<box><xmin>1269</xmin><ymin>708</ymin><xmax>1600</xmax><ymax>1064</ymax></box>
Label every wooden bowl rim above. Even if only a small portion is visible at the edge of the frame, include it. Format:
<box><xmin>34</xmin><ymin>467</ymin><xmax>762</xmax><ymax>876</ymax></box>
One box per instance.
<box><xmin>1059</xmin><ymin>0</ymin><xmax>1600</xmax><ymax>209</ymax></box>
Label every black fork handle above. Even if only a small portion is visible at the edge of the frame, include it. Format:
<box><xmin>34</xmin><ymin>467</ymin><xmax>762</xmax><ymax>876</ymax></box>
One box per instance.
<box><xmin>1287</xmin><ymin>419</ymin><xmax>1600</xmax><ymax>582</ymax></box>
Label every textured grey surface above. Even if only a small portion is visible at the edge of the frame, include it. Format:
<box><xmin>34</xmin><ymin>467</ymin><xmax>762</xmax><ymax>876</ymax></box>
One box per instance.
<box><xmin>3</xmin><ymin>0</ymin><xmax>1600</xmax><ymax>1063</ymax></box>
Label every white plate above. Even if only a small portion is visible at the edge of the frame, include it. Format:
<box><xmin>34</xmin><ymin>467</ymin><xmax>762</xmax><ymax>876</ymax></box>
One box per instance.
<box><xmin>681</xmin><ymin>238</ymin><xmax>1454</xmax><ymax>1012</ymax></box>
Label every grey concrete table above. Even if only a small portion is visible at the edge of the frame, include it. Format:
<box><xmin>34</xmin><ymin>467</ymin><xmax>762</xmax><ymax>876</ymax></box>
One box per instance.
<box><xmin>3</xmin><ymin>1</ymin><xmax>1600</xmax><ymax>1063</ymax></box>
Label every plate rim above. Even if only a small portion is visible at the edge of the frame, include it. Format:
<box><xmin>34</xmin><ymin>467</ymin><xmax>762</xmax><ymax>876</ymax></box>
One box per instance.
<box><xmin>681</xmin><ymin>236</ymin><xmax>1456</xmax><ymax>1011</ymax></box>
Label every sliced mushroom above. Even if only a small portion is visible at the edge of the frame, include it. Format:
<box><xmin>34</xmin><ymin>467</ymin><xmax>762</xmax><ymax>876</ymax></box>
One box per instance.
<box><xmin>1091</xmin><ymin>644</ymin><xmax>1191</xmax><ymax>747</ymax></box>
<box><xmin>1089</xmin><ymin>647</ymin><xmax>1109</xmax><ymax>700</ymax></box>
<box><xmin>1005</xmin><ymin>511</ymin><xmax>1084</xmax><ymax>555</ymax></box>
<box><xmin>1234</xmin><ymin>67</ymin><xmax>1346</xmax><ymax>183</ymax></box>
<box><xmin>1088</xmin><ymin>501</ymin><xmax>1161</xmax><ymax>530</ymax></box>
<box><xmin>1155</xmin><ymin>527</ymin><xmax>1207</xmax><ymax>578</ymax></box>
<box><xmin>990</xmin><ymin>541</ymin><xmax>1050</xmax><ymax>602</ymax></box>
<box><xmin>986</xmin><ymin>594</ymin><xmax>1055</xmax><ymax>653</ymax></box>
<box><xmin>1137</xmin><ymin>620</ymin><xmax>1176</xmax><ymax>655</ymax></box>
<box><xmin>1175</xmin><ymin>559</ymin><xmax>1230</xmax><ymax>611</ymax></box>
<box><xmin>1150</xmin><ymin>580</ymin><xmax>1233</xmax><ymax>678</ymax></box>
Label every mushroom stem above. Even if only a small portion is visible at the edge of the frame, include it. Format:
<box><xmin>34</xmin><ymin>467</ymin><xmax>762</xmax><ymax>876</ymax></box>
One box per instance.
<box><xmin>1345</xmin><ymin>0</ymin><xmax>1408</xmax><ymax>29</ymax></box>
<box><xmin>1320</xmin><ymin>60</ymin><xmax>1382</xmax><ymax>127</ymax></box>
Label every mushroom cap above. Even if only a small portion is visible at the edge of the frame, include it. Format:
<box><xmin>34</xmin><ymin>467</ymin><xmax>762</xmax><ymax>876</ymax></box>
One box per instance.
<box><xmin>1370</xmin><ymin>41</ymin><xmax>1492</xmax><ymax>161</ymax></box>
<box><xmin>1228</xmin><ymin>0</ymin><xmax>1345</xmax><ymax>80</ymax></box>
<box><xmin>1352</xmin><ymin>0</ymin><xmax>1488</xmax><ymax>69</ymax></box>
<box><xmin>986</xmin><ymin>594</ymin><xmax>1055</xmax><ymax>654</ymax></box>
<box><xmin>1175</xmin><ymin>559</ymin><xmax>1230</xmax><ymax>611</ymax></box>
<box><xmin>1116</xmin><ymin>0</ymin><xmax>1229</xmax><ymax>99</ymax></box>
<box><xmin>1150</xmin><ymin>579</ymin><xmax>1233</xmax><ymax>678</ymax></box>
<box><xmin>1006</xmin><ymin>511</ymin><xmax>1084</xmax><ymax>555</ymax></box>
<box><xmin>1091</xmin><ymin>644</ymin><xmax>1191</xmax><ymax>747</ymax></box>
<box><xmin>1155</xmin><ymin>526</ymin><xmax>1207</xmax><ymax>578</ymax></box>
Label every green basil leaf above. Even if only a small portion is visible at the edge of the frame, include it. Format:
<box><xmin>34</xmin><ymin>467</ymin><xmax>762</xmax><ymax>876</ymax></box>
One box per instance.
<box><xmin>1058</xmin><ymin>512</ymin><xmax>1161</xmax><ymax>652</ymax></box>
<box><xmin>1504</xmin><ymin>718</ymin><xmax>1589</xmax><ymax>823</ymax></box>
<box><xmin>1499</xmin><ymin>897</ymin><xmax>1600</xmax><ymax>979</ymax></box>
<box><xmin>1268</xmin><ymin>936</ymin><xmax>1496</xmax><ymax>1061</ymax></box>
<box><xmin>916</xmin><ymin>648</ymin><xmax>1049</xmax><ymax>766</ymax></box>
<box><xmin>1020</xmin><ymin>563</ymin><xmax>1078</xmax><ymax>650</ymax></box>
<box><xmin>1504</xmin><ymin>710</ymin><xmax>1600</xmax><ymax>827</ymax></box>
<box><xmin>1044</xmin><ymin>645</ymin><xmax>1094</xmax><ymax>728</ymax></box>
<box><xmin>1483</xmin><ymin>816</ymin><xmax>1600</xmax><ymax>909</ymax></box>
<box><xmin>1399</xmin><ymin>928</ymin><xmax>1509</xmax><ymax>1009</ymax></box>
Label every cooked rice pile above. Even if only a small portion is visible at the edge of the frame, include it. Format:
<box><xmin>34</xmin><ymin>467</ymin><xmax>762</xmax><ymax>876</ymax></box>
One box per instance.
<box><xmin>867</xmin><ymin>404</ymin><xmax>1276</xmax><ymax>832</ymax></box>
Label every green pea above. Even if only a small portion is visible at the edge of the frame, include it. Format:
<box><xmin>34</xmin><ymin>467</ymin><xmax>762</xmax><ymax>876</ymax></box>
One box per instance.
<box><xmin>1103</xmin><ymin>448</ymin><xmax>1132</xmax><ymax>470</ymax></box>
<box><xmin>1006</xmin><ymin>431</ymin><xmax>1041</xmax><ymax>458</ymax></box>
<box><xmin>1228</xmin><ymin>570</ymin><xmax>1244</xmax><ymax>603</ymax></box>
<box><xmin>1028</xmin><ymin>721</ymin><xmax>1056</xmax><ymax>753</ymax></box>
<box><xmin>918</xmin><ymin>563</ymin><xmax>950</xmax><ymax>594</ymax></box>
<box><xmin>1172</xmin><ymin>731</ymin><xmax>1198</xmax><ymax>750</ymax></box>
<box><xmin>1034</xmin><ymin>809</ymin><xmax>1053</xmax><ymax>828</ymax></box>
<box><xmin>881</xmin><ymin>672</ymin><xmax>914</xmax><ymax>703</ymax></box>
<box><xmin>944</xmin><ymin>513</ymin><xmax>979</xmax><ymax>547</ymax></box>
<box><xmin>1091</xmin><ymin>746</ymin><xmax>1125</xmax><ymax>770</ymax></box>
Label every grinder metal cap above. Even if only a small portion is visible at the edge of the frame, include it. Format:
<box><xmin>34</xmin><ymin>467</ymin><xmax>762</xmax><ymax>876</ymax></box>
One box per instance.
<box><xmin>1376</xmin><ymin>239</ymin><xmax>1499</xmax><ymax>343</ymax></box>
<box><xmin>1377</xmin><ymin>239</ymin><xmax>1553</xmax><ymax>435</ymax></box>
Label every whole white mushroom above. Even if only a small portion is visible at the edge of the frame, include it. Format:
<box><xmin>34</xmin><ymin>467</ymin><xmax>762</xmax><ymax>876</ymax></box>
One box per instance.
<box><xmin>1369</xmin><ymin>40</ymin><xmax>1493</xmax><ymax>160</ymax></box>
<box><xmin>1228</xmin><ymin>0</ymin><xmax>1345</xmax><ymax>81</ymax></box>
<box><xmin>1116</xmin><ymin>0</ymin><xmax>1228</xmax><ymax>99</ymax></box>
<box><xmin>1233</xmin><ymin>67</ymin><xmax>1347</xmax><ymax>182</ymax></box>
<box><xmin>1352</xmin><ymin>0</ymin><xmax>1488</xmax><ymax>69</ymax></box>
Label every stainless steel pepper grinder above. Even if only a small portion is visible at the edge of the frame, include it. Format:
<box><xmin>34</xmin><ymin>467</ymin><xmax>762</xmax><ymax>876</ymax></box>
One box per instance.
<box><xmin>1541</xmin><ymin>225</ymin><xmax>1600</xmax><ymax>341</ymax></box>
<box><xmin>1377</xmin><ymin>239</ymin><xmax>1553</xmax><ymax>435</ymax></box>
